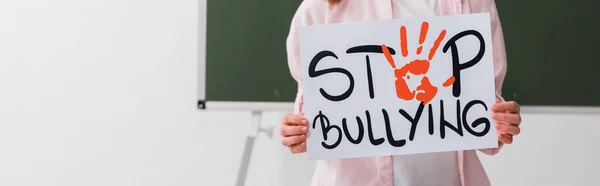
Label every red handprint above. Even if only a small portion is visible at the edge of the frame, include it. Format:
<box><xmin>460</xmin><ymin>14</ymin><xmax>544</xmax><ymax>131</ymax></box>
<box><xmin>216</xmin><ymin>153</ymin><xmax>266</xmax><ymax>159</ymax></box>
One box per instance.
<box><xmin>381</xmin><ymin>22</ymin><xmax>455</xmax><ymax>104</ymax></box>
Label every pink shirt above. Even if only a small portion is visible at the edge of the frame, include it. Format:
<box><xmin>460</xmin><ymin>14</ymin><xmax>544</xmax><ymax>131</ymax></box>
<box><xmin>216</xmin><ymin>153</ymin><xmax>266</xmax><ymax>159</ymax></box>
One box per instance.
<box><xmin>285</xmin><ymin>0</ymin><xmax>508</xmax><ymax>186</ymax></box>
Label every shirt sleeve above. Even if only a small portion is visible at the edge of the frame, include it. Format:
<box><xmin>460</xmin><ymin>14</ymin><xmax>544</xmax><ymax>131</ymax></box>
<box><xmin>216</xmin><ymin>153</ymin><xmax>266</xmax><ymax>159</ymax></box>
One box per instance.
<box><xmin>286</xmin><ymin>0</ymin><xmax>326</xmax><ymax>115</ymax></box>
<box><xmin>479</xmin><ymin>0</ymin><xmax>508</xmax><ymax>156</ymax></box>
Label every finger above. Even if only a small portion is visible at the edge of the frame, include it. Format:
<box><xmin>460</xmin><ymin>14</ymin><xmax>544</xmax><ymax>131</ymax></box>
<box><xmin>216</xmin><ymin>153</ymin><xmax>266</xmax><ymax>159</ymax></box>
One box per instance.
<box><xmin>496</xmin><ymin>121</ymin><xmax>520</xmax><ymax>132</ymax></box>
<box><xmin>280</xmin><ymin>125</ymin><xmax>308</xmax><ymax>137</ymax></box>
<box><xmin>492</xmin><ymin>113</ymin><xmax>521</xmax><ymax>125</ymax></box>
<box><xmin>497</xmin><ymin>121</ymin><xmax>511</xmax><ymax>126</ymax></box>
<box><xmin>281</xmin><ymin>135</ymin><xmax>306</xmax><ymax>146</ymax></box>
<box><xmin>282</xmin><ymin>114</ymin><xmax>308</xmax><ymax>126</ymax></box>
<box><xmin>492</xmin><ymin>101</ymin><xmax>520</xmax><ymax>113</ymax></box>
<box><xmin>289</xmin><ymin>142</ymin><xmax>306</xmax><ymax>154</ymax></box>
<box><xmin>496</xmin><ymin>123</ymin><xmax>521</xmax><ymax>136</ymax></box>
<box><xmin>498</xmin><ymin>134</ymin><xmax>513</xmax><ymax>144</ymax></box>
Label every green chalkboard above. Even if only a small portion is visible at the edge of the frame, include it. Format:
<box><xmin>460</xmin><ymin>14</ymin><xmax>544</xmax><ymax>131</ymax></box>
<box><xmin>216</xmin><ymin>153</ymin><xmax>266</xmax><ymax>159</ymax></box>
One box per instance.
<box><xmin>496</xmin><ymin>0</ymin><xmax>600</xmax><ymax>106</ymax></box>
<box><xmin>204</xmin><ymin>0</ymin><xmax>300</xmax><ymax>105</ymax></box>
<box><xmin>203</xmin><ymin>0</ymin><xmax>600</xmax><ymax>107</ymax></box>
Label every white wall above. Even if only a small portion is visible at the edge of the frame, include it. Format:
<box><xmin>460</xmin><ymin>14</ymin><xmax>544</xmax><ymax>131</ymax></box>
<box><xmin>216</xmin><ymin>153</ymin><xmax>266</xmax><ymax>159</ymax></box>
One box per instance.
<box><xmin>479</xmin><ymin>113</ymin><xmax>600</xmax><ymax>186</ymax></box>
<box><xmin>1</xmin><ymin>0</ymin><xmax>599</xmax><ymax>186</ymax></box>
<box><xmin>1</xmin><ymin>0</ymin><xmax>205</xmax><ymax>185</ymax></box>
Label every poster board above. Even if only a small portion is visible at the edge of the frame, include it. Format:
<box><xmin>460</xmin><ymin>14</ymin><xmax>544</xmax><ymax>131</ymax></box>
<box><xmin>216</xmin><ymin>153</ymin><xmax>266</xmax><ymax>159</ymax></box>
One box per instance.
<box><xmin>299</xmin><ymin>13</ymin><xmax>499</xmax><ymax>160</ymax></box>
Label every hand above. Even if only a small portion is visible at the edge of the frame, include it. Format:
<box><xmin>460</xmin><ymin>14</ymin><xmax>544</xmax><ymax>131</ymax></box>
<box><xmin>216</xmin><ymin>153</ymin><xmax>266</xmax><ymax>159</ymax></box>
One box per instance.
<box><xmin>280</xmin><ymin>113</ymin><xmax>309</xmax><ymax>154</ymax></box>
<box><xmin>491</xmin><ymin>101</ymin><xmax>522</xmax><ymax>144</ymax></box>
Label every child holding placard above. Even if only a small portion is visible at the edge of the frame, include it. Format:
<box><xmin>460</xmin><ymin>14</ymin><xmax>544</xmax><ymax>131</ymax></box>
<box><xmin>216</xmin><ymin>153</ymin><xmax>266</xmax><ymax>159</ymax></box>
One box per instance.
<box><xmin>279</xmin><ymin>0</ymin><xmax>522</xmax><ymax>186</ymax></box>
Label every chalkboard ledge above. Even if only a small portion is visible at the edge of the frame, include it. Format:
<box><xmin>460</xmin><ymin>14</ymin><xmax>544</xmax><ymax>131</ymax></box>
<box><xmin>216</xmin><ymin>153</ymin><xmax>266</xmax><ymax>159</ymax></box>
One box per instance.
<box><xmin>197</xmin><ymin>101</ymin><xmax>600</xmax><ymax>114</ymax></box>
<box><xmin>521</xmin><ymin>106</ymin><xmax>600</xmax><ymax>115</ymax></box>
<box><xmin>199</xmin><ymin>101</ymin><xmax>295</xmax><ymax>111</ymax></box>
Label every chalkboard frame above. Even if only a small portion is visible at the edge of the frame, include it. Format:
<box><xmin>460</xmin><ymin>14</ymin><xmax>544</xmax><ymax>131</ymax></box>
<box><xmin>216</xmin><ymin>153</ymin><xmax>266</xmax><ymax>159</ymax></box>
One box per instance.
<box><xmin>195</xmin><ymin>0</ymin><xmax>295</xmax><ymax>111</ymax></box>
<box><xmin>197</xmin><ymin>0</ymin><xmax>299</xmax><ymax>111</ymax></box>
<box><xmin>197</xmin><ymin>0</ymin><xmax>206</xmax><ymax>109</ymax></box>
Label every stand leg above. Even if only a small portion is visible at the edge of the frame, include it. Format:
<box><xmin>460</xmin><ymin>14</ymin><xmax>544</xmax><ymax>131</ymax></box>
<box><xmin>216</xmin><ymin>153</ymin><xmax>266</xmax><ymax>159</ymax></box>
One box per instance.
<box><xmin>235</xmin><ymin>110</ymin><xmax>262</xmax><ymax>186</ymax></box>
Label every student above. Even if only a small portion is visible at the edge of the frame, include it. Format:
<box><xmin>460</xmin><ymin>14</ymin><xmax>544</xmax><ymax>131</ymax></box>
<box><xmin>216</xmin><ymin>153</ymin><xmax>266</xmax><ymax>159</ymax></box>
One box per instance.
<box><xmin>279</xmin><ymin>0</ymin><xmax>522</xmax><ymax>186</ymax></box>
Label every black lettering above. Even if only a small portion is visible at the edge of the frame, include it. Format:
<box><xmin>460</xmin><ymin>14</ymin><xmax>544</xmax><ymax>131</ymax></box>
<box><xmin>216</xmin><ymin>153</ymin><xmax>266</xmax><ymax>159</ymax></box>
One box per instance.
<box><xmin>442</xmin><ymin>30</ymin><xmax>486</xmax><ymax>97</ymax></box>
<box><xmin>365</xmin><ymin>56</ymin><xmax>375</xmax><ymax>99</ymax></box>
<box><xmin>399</xmin><ymin>102</ymin><xmax>426</xmax><ymax>141</ymax></box>
<box><xmin>440</xmin><ymin>99</ymin><xmax>464</xmax><ymax>139</ymax></box>
<box><xmin>346</xmin><ymin>45</ymin><xmax>396</xmax><ymax>99</ymax></box>
<box><xmin>346</xmin><ymin>45</ymin><xmax>396</xmax><ymax>54</ymax></box>
<box><xmin>462</xmin><ymin>100</ymin><xmax>491</xmax><ymax>137</ymax></box>
<box><xmin>383</xmin><ymin>109</ymin><xmax>406</xmax><ymax>147</ymax></box>
<box><xmin>428</xmin><ymin>104</ymin><xmax>434</xmax><ymax>135</ymax></box>
<box><xmin>312</xmin><ymin>111</ymin><xmax>342</xmax><ymax>149</ymax></box>
<box><xmin>342</xmin><ymin>115</ymin><xmax>365</xmax><ymax>144</ymax></box>
<box><xmin>365</xmin><ymin>110</ymin><xmax>385</xmax><ymax>146</ymax></box>
<box><xmin>308</xmin><ymin>51</ymin><xmax>354</xmax><ymax>101</ymax></box>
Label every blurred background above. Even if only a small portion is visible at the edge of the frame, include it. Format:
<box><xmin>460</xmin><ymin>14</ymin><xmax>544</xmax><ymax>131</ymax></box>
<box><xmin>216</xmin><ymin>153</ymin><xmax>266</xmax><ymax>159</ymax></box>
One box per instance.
<box><xmin>1</xmin><ymin>0</ymin><xmax>599</xmax><ymax>186</ymax></box>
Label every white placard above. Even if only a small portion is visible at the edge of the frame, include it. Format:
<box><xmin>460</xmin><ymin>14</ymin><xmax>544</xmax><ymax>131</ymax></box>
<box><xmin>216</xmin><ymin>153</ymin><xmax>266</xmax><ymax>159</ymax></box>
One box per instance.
<box><xmin>299</xmin><ymin>13</ymin><xmax>498</xmax><ymax>160</ymax></box>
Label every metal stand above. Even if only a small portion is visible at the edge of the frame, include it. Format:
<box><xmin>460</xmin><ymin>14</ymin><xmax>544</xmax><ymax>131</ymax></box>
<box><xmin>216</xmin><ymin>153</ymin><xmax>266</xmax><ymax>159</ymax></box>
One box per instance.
<box><xmin>234</xmin><ymin>110</ymin><xmax>273</xmax><ymax>186</ymax></box>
